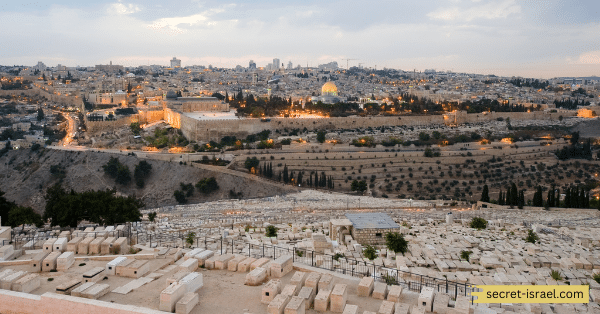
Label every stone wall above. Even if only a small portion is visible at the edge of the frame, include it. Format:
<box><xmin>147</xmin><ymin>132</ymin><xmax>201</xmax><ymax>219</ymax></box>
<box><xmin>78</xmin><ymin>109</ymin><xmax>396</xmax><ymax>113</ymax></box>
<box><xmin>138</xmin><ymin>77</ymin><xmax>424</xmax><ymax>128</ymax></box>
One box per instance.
<box><xmin>351</xmin><ymin>228</ymin><xmax>399</xmax><ymax>245</ymax></box>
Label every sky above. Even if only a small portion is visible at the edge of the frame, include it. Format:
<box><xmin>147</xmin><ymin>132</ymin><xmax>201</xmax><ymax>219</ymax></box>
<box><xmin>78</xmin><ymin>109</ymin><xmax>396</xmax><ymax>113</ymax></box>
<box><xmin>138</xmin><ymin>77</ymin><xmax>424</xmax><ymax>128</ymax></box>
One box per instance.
<box><xmin>0</xmin><ymin>0</ymin><xmax>599</xmax><ymax>78</ymax></box>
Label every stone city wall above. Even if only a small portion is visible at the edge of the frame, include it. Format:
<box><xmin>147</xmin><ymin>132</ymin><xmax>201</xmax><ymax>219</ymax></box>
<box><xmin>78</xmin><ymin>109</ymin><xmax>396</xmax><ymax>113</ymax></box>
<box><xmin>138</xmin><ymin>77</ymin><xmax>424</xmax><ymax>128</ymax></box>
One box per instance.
<box><xmin>0</xmin><ymin>88</ymin><xmax>83</xmax><ymax>108</ymax></box>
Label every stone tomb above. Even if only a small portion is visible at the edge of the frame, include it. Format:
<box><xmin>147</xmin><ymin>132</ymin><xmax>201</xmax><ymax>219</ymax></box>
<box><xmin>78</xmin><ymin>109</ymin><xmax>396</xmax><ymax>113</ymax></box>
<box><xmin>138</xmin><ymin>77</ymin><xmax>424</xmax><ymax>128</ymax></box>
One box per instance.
<box><xmin>237</xmin><ymin>257</ymin><xmax>257</xmax><ymax>272</ymax></box>
<box><xmin>175</xmin><ymin>292</ymin><xmax>199</xmax><ymax>314</ymax></box>
<box><xmin>268</xmin><ymin>294</ymin><xmax>291</xmax><ymax>314</ymax></box>
<box><xmin>281</xmin><ymin>284</ymin><xmax>298</xmax><ymax>298</ymax></box>
<box><xmin>179</xmin><ymin>272</ymin><xmax>203</xmax><ymax>293</ymax></box>
<box><xmin>29</xmin><ymin>252</ymin><xmax>49</xmax><ymax>272</ymax></box>
<box><xmin>193</xmin><ymin>250</ymin><xmax>214</xmax><ymax>266</ymax></box>
<box><xmin>214</xmin><ymin>254</ymin><xmax>235</xmax><ymax>270</ymax></box>
<box><xmin>418</xmin><ymin>286</ymin><xmax>435</xmax><ymax>312</ymax></box>
<box><xmin>318</xmin><ymin>274</ymin><xmax>334</xmax><ymax>292</ymax></box>
<box><xmin>116</xmin><ymin>259</ymin><xmax>150</xmax><ymax>278</ymax></box>
<box><xmin>43</xmin><ymin>238</ymin><xmax>57</xmax><ymax>253</ymax></box>
<box><xmin>83</xmin><ymin>267</ymin><xmax>105</xmax><ymax>283</ymax></box>
<box><xmin>81</xmin><ymin>283</ymin><xmax>111</xmax><ymax>299</ymax></box>
<box><xmin>0</xmin><ymin>245</ymin><xmax>14</xmax><ymax>260</ymax></box>
<box><xmin>11</xmin><ymin>273</ymin><xmax>40</xmax><ymax>293</ymax></box>
<box><xmin>160</xmin><ymin>282</ymin><xmax>187</xmax><ymax>312</ymax></box>
<box><xmin>71</xmin><ymin>282</ymin><xmax>95</xmax><ymax>297</ymax></box>
<box><xmin>298</xmin><ymin>286</ymin><xmax>316</xmax><ymax>308</ymax></box>
<box><xmin>53</xmin><ymin>238</ymin><xmax>68</xmax><ymax>252</ymax></box>
<box><xmin>330</xmin><ymin>284</ymin><xmax>348</xmax><ymax>313</ymax></box>
<box><xmin>284</xmin><ymin>296</ymin><xmax>306</xmax><ymax>314</ymax></box>
<box><xmin>42</xmin><ymin>251</ymin><xmax>61</xmax><ymax>272</ymax></box>
<box><xmin>358</xmin><ymin>276</ymin><xmax>374</xmax><ymax>297</ymax></box>
<box><xmin>372</xmin><ymin>282</ymin><xmax>388</xmax><ymax>300</ymax></box>
<box><xmin>184</xmin><ymin>248</ymin><xmax>204</xmax><ymax>260</ymax></box>
<box><xmin>100</xmin><ymin>237</ymin><xmax>116</xmax><ymax>255</ymax></box>
<box><xmin>77</xmin><ymin>237</ymin><xmax>94</xmax><ymax>255</ymax></box>
<box><xmin>55</xmin><ymin>279</ymin><xmax>82</xmax><ymax>295</ymax></box>
<box><xmin>167</xmin><ymin>270</ymin><xmax>191</xmax><ymax>287</ymax></box>
<box><xmin>387</xmin><ymin>285</ymin><xmax>403</xmax><ymax>302</ymax></box>
<box><xmin>57</xmin><ymin>252</ymin><xmax>75</xmax><ymax>271</ymax></box>
<box><xmin>66</xmin><ymin>237</ymin><xmax>82</xmax><ymax>252</ymax></box>
<box><xmin>0</xmin><ymin>270</ymin><xmax>26</xmax><ymax>290</ymax></box>
<box><xmin>304</xmin><ymin>272</ymin><xmax>321</xmax><ymax>291</ymax></box>
<box><xmin>290</xmin><ymin>271</ymin><xmax>307</xmax><ymax>288</ymax></box>
<box><xmin>245</xmin><ymin>267</ymin><xmax>268</xmax><ymax>286</ymax></box>
<box><xmin>314</xmin><ymin>289</ymin><xmax>331</xmax><ymax>312</ymax></box>
<box><xmin>89</xmin><ymin>237</ymin><xmax>105</xmax><ymax>254</ymax></box>
<box><xmin>342</xmin><ymin>304</ymin><xmax>358</xmax><ymax>314</ymax></box>
<box><xmin>262</xmin><ymin>279</ymin><xmax>282</xmax><ymax>304</ymax></box>
<box><xmin>106</xmin><ymin>256</ymin><xmax>128</xmax><ymax>276</ymax></box>
<box><xmin>113</xmin><ymin>237</ymin><xmax>129</xmax><ymax>254</ymax></box>
<box><xmin>394</xmin><ymin>303</ymin><xmax>411</xmax><ymax>314</ymax></box>
<box><xmin>378</xmin><ymin>300</ymin><xmax>395</xmax><ymax>314</ymax></box>
<box><xmin>432</xmin><ymin>293</ymin><xmax>450</xmax><ymax>314</ymax></box>
<box><xmin>270</xmin><ymin>255</ymin><xmax>293</xmax><ymax>278</ymax></box>
<box><xmin>227</xmin><ymin>255</ymin><xmax>247</xmax><ymax>271</ymax></box>
<box><xmin>179</xmin><ymin>258</ymin><xmax>199</xmax><ymax>272</ymax></box>
<box><xmin>250</xmin><ymin>257</ymin><xmax>271</xmax><ymax>271</ymax></box>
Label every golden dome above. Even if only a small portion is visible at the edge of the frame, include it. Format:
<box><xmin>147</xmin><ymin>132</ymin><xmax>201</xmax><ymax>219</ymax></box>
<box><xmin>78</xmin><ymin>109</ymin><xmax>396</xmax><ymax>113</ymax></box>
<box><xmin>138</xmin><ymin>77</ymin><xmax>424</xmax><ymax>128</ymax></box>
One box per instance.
<box><xmin>321</xmin><ymin>82</ymin><xmax>338</xmax><ymax>96</ymax></box>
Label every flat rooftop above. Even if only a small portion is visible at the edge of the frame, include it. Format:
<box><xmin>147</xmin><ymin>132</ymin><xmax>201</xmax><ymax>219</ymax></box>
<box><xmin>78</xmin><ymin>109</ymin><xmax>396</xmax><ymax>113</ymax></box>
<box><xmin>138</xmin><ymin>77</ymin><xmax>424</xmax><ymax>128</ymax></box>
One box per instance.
<box><xmin>345</xmin><ymin>212</ymin><xmax>400</xmax><ymax>229</ymax></box>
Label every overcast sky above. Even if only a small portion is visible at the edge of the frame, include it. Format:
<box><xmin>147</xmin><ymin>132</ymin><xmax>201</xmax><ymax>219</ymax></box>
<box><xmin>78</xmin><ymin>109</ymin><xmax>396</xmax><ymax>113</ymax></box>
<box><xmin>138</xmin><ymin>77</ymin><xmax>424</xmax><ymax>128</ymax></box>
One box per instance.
<box><xmin>0</xmin><ymin>0</ymin><xmax>599</xmax><ymax>78</ymax></box>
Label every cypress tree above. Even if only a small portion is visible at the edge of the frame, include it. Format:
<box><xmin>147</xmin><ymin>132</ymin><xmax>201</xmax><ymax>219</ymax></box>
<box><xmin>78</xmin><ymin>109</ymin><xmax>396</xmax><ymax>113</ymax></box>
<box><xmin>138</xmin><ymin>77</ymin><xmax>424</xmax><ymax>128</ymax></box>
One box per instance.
<box><xmin>283</xmin><ymin>165</ymin><xmax>289</xmax><ymax>183</ymax></box>
<box><xmin>554</xmin><ymin>188</ymin><xmax>560</xmax><ymax>207</ymax></box>
<box><xmin>297</xmin><ymin>171</ymin><xmax>303</xmax><ymax>186</ymax></box>
<box><xmin>480</xmin><ymin>185</ymin><xmax>490</xmax><ymax>202</ymax></box>
<box><xmin>564</xmin><ymin>187</ymin><xmax>571</xmax><ymax>208</ymax></box>
<box><xmin>505</xmin><ymin>189</ymin><xmax>511</xmax><ymax>206</ymax></box>
<box><xmin>510</xmin><ymin>182</ymin><xmax>518</xmax><ymax>206</ymax></box>
<box><xmin>498</xmin><ymin>191</ymin><xmax>504</xmax><ymax>205</ymax></box>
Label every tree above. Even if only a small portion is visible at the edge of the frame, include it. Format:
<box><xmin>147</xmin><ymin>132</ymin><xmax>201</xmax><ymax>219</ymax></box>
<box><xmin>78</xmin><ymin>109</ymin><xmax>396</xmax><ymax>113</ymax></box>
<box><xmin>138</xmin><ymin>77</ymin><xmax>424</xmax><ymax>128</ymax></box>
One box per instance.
<box><xmin>283</xmin><ymin>165</ymin><xmax>289</xmax><ymax>183</ymax></box>
<box><xmin>460</xmin><ymin>250</ymin><xmax>472</xmax><ymax>262</ymax></box>
<box><xmin>385</xmin><ymin>232</ymin><xmax>408</xmax><ymax>255</ymax></box>
<box><xmin>8</xmin><ymin>206</ymin><xmax>43</xmax><ymax>228</ymax></box>
<box><xmin>351</xmin><ymin>180</ymin><xmax>368</xmax><ymax>195</ymax></box>
<box><xmin>174</xmin><ymin>190</ymin><xmax>187</xmax><ymax>204</ymax></box>
<box><xmin>363</xmin><ymin>245</ymin><xmax>377</xmax><ymax>261</ymax></box>
<box><xmin>470</xmin><ymin>217</ymin><xmax>487</xmax><ymax>230</ymax></box>
<box><xmin>134</xmin><ymin>160</ymin><xmax>152</xmax><ymax>188</ymax></box>
<box><xmin>196</xmin><ymin>177</ymin><xmax>219</xmax><ymax>194</ymax></box>
<box><xmin>36</xmin><ymin>108</ymin><xmax>44</xmax><ymax>121</ymax></box>
<box><xmin>480</xmin><ymin>185</ymin><xmax>490</xmax><ymax>202</ymax></box>
<box><xmin>185</xmin><ymin>232</ymin><xmax>196</xmax><ymax>247</ymax></box>
<box><xmin>317</xmin><ymin>130</ymin><xmax>327</xmax><ymax>143</ymax></box>
<box><xmin>525</xmin><ymin>230</ymin><xmax>539</xmax><ymax>244</ymax></box>
<box><xmin>148</xmin><ymin>212</ymin><xmax>157</xmax><ymax>222</ymax></box>
<box><xmin>418</xmin><ymin>132</ymin><xmax>430</xmax><ymax>142</ymax></box>
<box><xmin>265</xmin><ymin>225</ymin><xmax>277</xmax><ymax>237</ymax></box>
<box><xmin>533</xmin><ymin>186</ymin><xmax>543</xmax><ymax>207</ymax></box>
<box><xmin>130</xmin><ymin>122</ymin><xmax>141</xmax><ymax>136</ymax></box>
<box><xmin>244</xmin><ymin>157</ymin><xmax>260</xmax><ymax>172</ymax></box>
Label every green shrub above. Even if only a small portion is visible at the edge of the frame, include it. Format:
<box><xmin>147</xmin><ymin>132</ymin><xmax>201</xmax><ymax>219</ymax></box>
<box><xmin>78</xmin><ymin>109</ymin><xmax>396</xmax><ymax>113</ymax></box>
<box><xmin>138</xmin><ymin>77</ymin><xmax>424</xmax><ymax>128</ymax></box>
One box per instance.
<box><xmin>470</xmin><ymin>217</ymin><xmax>488</xmax><ymax>230</ymax></box>
<box><xmin>363</xmin><ymin>245</ymin><xmax>377</xmax><ymax>261</ymax></box>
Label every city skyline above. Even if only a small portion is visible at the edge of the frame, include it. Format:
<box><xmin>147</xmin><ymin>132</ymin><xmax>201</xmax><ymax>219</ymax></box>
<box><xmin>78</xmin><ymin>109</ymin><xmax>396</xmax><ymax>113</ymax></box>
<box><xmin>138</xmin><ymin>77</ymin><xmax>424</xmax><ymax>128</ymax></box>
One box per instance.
<box><xmin>0</xmin><ymin>0</ymin><xmax>599</xmax><ymax>78</ymax></box>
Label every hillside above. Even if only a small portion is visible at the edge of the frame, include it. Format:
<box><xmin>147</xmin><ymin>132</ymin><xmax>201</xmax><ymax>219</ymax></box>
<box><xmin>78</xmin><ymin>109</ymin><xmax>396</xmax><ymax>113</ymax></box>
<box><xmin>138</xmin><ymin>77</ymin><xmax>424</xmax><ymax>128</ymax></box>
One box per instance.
<box><xmin>0</xmin><ymin>148</ymin><xmax>297</xmax><ymax>213</ymax></box>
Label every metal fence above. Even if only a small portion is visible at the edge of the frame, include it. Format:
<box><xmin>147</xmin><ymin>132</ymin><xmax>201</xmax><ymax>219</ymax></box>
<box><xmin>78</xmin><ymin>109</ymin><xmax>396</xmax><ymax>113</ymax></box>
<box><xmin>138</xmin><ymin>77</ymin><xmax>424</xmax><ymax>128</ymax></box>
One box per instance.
<box><xmin>178</xmin><ymin>236</ymin><xmax>474</xmax><ymax>299</ymax></box>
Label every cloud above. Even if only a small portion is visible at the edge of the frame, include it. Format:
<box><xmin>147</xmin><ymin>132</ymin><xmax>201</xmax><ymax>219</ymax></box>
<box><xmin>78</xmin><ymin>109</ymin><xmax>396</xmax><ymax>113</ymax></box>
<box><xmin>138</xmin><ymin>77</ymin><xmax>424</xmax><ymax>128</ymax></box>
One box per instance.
<box><xmin>427</xmin><ymin>0</ymin><xmax>521</xmax><ymax>21</ymax></box>
<box><xmin>109</xmin><ymin>2</ymin><xmax>141</xmax><ymax>15</ymax></box>
<box><xmin>568</xmin><ymin>51</ymin><xmax>600</xmax><ymax>64</ymax></box>
<box><xmin>146</xmin><ymin>8</ymin><xmax>228</xmax><ymax>34</ymax></box>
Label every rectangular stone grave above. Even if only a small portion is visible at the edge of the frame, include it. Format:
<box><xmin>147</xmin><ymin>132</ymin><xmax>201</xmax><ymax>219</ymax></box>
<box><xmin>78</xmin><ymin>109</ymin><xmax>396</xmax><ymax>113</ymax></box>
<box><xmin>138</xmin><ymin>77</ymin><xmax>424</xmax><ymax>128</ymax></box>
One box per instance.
<box><xmin>53</xmin><ymin>238</ymin><xmax>68</xmax><ymax>252</ymax></box>
<box><xmin>314</xmin><ymin>289</ymin><xmax>331</xmax><ymax>312</ymax></box>
<box><xmin>227</xmin><ymin>255</ymin><xmax>247</xmax><ymax>271</ymax></box>
<box><xmin>290</xmin><ymin>271</ymin><xmax>307</xmax><ymax>288</ymax></box>
<box><xmin>214</xmin><ymin>254</ymin><xmax>235</xmax><ymax>270</ymax></box>
<box><xmin>43</xmin><ymin>238</ymin><xmax>57</xmax><ymax>253</ymax></box>
<box><xmin>304</xmin><ymin>272</ymin><xmax>321</xmax><ymax>291</ymax></box>
<box><xmin>159</xmin><ymin>282</ymin><xmax>187</xmax><ymax>312</ymax></box>
<box><xmin>184</xmin><ymin>248</ymin><xmax>204</xmax><ymax>260</ymax></box>
<box><xmin>271</xmin><ymin>255</ymin><xmax>293</xmax><ymax>278</ymax></box>
<box><xmin>118</xmin><ymin>259</ymin><xmax>149</xmax><ymax>278</ymax></box>
<box><xmin>83</xmin><ymin>267</ymin><xmax>105</xmax><ymax>283</ymax></box>
<box><xmin>167</xmin><ymin>270</ymin><xmax>191</xmax><ymax>287</ymax></box>
<box><xmin>179</xmin><ymin>272</ymin><xmax>203</xmax><ymax>293</ymax></box>
<box><xmin>113</xmin><ymin>237</ymin><xmax>129</xmax><ymax>254</ymax></box>
<box><xmin>284</xmin><ymin>296</ymin><xmax>306</xmax><ymax>314</ymax></box>
<box><xmin>55</xmin><ymin>279</ymin><xmax>81</xmax><ymax>295</ymax></box>
<box><xmin>12</xmin><ymin>273</ymin><xmax>40</xmax><ymax>293</ymax></box>
<box><xmin>418</xmin><ymin>286</ymin><xmax>435</xmax><ymax>312</ymax></box>
<box><xmin>237</xmin><ymin>257</ymin><xmax>257</xmax><ymax>272</ymax></box>
<box><xmin>66</xmin><ymin>237</ymin><xmax>82</xmax><ymax>252</ymax></box>
<box><xmin>29</xmin><ymin>252</ymin><xmax>49</xmax><ymax>273</ymax></box>
<box><xmin>342</xmin><ymin>304</ymin><xmax>358</xmax><ymax>314</ymax></box>
<box><xmin>250</xmin><ymin>257</ymin><xmax>271</xmax><ymax>270</ymax></box>
<box><xmin>81</xmin><ymin>283</ymin><xmax>110</xmax><ymax>299</ymax></box>
<box><xmin>372</xmin><ymin>282</ymin><xmax>388</xmax><ymax>300</ymax></box>
<box><xmin>71</xmin><ymin>281</ymin><xmax>95</xmax><ymax>297</ymax></box>
<box><xmin>298</xmin><ymin>286</ymin><xmax>316</xmax><ymax>308</ymax></box>
<box><xmin>318</xmin><ymin>274</ymin><xmax>334</xmax><ymax>292</ymax></box>
<box><xmin>245</xmin><ymin>267</ymin><xmax>267</xmax><ymax>286</ymax></box>
<box><xmin>330</xmin><ymin>284</ymin><xmax>348</xmax><ymax>313</ymax></box>
<box><xmin>57</xmin><ymin>252</ymin><xmax>75</xmax><ymax>271</ymax></box>
<box><xmin>268</xmin><ymin>294</ymin><xmax>291</xmax><ymax>314</ymax></box>
<box><xmin>179</xmin><ymin>258</ymin><xmax>199</xmax><ymax>272</ymax></box>
<box><xmin>281</xmin><ymin>284</ymin><xmax>298</xmax><ymax>298</ymax></box>
<box><xmin>42</xmin><ymin>251</ymin><xmax>60</xmax><ymax>272</ymax></box>
<box><xmin>257</xmin><ymin>277</ymin><xmax>281</xmax><ymax>301</ymax></box>
<box><xmin>176</xmin><ymin>292</ymin><xmax>199</xmax><ymax>314</ymax></box>
<box><xmin>77</xmin><ymin>237</ymin><xmax>94</xmax><ymax>255</ymax></box>
<box><xmin>106</xmin><ymin>256</ymin><xmax>128</xmax><ymax>275</ymax></box>
<box><xmin>387</xmin><ymin>285</ymin><xmax>403</xmax><ymax>302</ymax></box>
<box><xmin>432</xmin><ymin>293</ymin><xmax>450</xmax><ymax>314</ymax></box>
<box><xmin>395</xmin><ymin>303</ymin><xmax>411</xmax><ymax>314</ymax></box>
<box><xmin>358</xmin><ymin>276</ymin><xmax>374</xmax><ymax>297</ymax></box>
<box><xmin>88</xmin><ymin>237</ymin><xmax>104</xmax><ymax>254</ymax></box>
<box><xmin>100</xmin><ymin>237</ymin><xmax>116</xmax><ymax>255</ymax></box>
<box><xmin>378</xmin><ymin>300</ymin><xmax>395</xmax><ymax>314</ymax></box>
